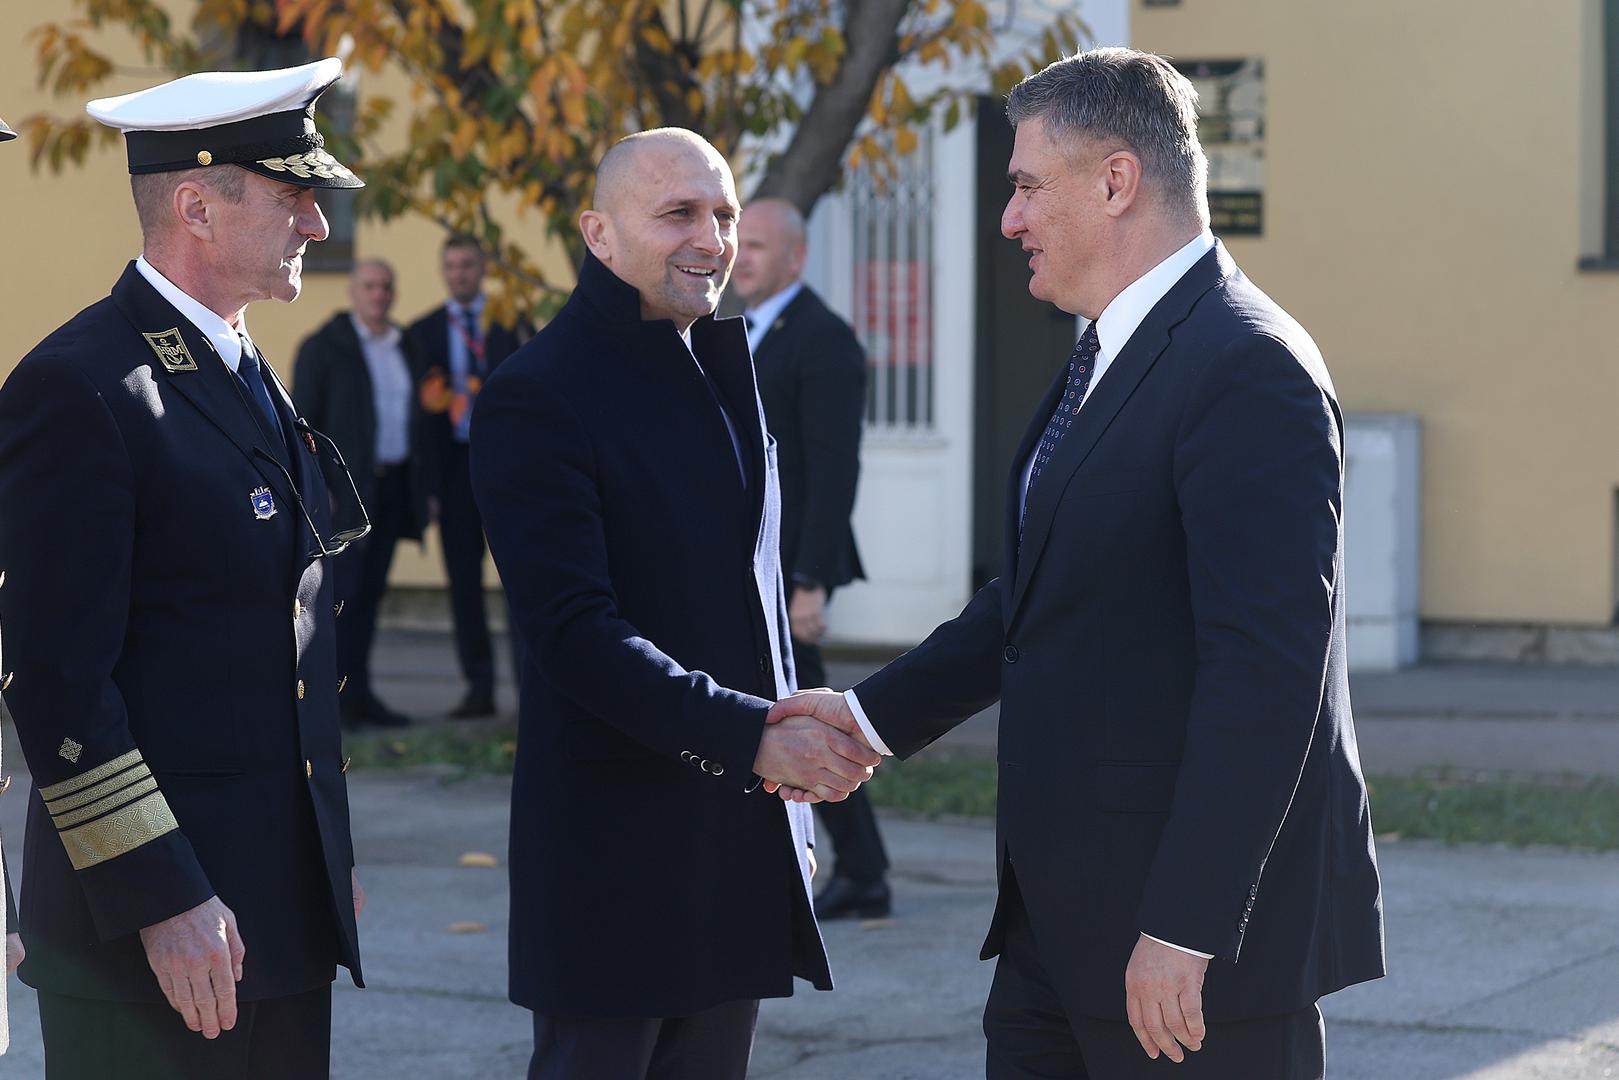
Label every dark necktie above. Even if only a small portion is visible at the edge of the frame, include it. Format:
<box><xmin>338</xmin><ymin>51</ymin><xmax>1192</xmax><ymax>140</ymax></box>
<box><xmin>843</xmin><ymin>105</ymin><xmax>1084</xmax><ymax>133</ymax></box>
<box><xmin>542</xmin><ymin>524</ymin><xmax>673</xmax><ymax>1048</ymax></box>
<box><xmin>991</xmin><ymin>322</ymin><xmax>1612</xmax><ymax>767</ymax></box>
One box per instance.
<box><xmin>1021</xmin><ymin>321</ymin><xmax>1101</xmax><ymax>542</ymax></box>
<box><xmin>235</xmin><ymin>337</ymin><xmax>285</xmax><ymax>447</ymax></box>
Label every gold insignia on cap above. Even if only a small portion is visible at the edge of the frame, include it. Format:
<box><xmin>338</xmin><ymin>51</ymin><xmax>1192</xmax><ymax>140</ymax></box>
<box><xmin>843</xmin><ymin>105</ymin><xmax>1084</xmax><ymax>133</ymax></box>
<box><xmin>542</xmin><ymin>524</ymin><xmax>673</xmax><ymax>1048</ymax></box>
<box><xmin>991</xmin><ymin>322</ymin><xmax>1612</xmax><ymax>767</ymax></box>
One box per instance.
<box><xmin>257</xmin><ymin>147</ymin><xmax>355</xmax><ymax>182</ymax></box>
<box><xmin>143</xmin><ymin>328</ymin><xmax>198</xmax><ymax>373</ymax></box>
<box><xmin>58</xmin><ymin>737</ymin><xmax>84</xmax><ymax>764</ymax></box>
<box><xmin>196</xmin><ymin>150</ymin><xmax>213</xmax><ymax>166</ymax></box>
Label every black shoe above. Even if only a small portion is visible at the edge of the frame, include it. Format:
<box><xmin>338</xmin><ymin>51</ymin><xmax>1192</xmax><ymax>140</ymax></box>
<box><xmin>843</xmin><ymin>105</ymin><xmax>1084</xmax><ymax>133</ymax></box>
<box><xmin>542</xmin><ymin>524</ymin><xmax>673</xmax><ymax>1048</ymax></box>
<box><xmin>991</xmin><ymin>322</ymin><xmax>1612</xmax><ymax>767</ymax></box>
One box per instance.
<box><xmin>814</xmin><ymin>876</ymin><xmax>892</xmax><ymax>920</ymax></box>
<box><xmin>342</xmin><ymin>695</ymin><xmax>411</xmax><ymax>730</ymax></box>
<box><xmin>448</xmin><ymin>691</ymin><xmax>497</xmax><ymax>719</ymax></box>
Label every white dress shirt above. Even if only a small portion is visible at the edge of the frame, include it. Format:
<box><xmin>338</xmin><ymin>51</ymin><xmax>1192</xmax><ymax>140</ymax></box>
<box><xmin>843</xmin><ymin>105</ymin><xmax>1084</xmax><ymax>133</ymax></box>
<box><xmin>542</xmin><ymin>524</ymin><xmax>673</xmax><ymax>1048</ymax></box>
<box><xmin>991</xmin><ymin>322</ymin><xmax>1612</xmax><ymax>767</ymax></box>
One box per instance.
<box><xmin>350</xmin><ymin>315</ymin><xmax>413</xmax><ymax>466</ymax></box>
<box><xmin>845</xmin><ymin>230</ymin><xmax>1218</xmax><ymax>960</ymax></box>
<box><xmin>135</xmin><ymin>255</ymin><xmax>255</xmax><ymax>372</ymax></box>
<box><xmin>742</xmin><ymin>280</ymin><xmax>803</xmax><ymax>353</ymax></box>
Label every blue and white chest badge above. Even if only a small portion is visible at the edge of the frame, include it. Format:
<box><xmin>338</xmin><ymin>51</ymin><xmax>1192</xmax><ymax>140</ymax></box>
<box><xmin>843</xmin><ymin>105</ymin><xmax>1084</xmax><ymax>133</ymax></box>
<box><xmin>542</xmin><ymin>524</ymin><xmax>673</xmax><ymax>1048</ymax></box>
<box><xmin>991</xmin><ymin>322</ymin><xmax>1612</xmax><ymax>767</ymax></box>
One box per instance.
<box><xmin>250</xmin><ymin>486</ymin><xmax>277</xmax><ymax>520</ymax></box>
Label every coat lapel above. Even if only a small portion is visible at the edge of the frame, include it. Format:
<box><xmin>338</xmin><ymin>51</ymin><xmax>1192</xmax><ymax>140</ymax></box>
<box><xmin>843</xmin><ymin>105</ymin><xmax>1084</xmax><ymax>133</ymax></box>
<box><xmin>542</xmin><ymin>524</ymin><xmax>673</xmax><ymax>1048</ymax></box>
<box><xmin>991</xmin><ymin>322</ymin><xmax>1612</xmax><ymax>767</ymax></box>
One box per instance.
<box><xmin>110</xmin><ymin>264</ymin><xmax>299</xmax><ymax>510</ymax></box>
<box><xmin>694</xmin><ymin>314</ymin><xmax>768</xmax><ymax>543</ymax></box>
<box><xmin>1008</xmin><ymin>244</ymin><xmax>1235</xmax><ymax>619</ymax></box>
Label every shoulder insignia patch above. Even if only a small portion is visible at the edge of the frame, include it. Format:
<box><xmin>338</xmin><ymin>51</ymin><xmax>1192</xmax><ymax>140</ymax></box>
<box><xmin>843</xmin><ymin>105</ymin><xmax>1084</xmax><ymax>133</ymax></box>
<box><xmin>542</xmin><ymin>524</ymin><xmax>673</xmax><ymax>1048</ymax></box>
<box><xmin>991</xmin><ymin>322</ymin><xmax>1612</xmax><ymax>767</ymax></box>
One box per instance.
<box><xmin>58</xmin><ymin>737</ymin><xmax>84</xmax><ymax>764</ymax></box>
<box><xmin>143</xmin><ymin>328</ymin><xmax>198</xmax><ymax>373</ymax></box>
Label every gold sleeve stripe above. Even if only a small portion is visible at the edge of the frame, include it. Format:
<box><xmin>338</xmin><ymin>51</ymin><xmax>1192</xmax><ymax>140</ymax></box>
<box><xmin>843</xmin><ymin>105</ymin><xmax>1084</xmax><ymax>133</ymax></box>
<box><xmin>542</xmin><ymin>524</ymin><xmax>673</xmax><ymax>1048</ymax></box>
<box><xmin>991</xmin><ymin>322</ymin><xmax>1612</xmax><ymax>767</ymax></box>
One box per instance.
<box><xmin>50</xmin><ymin>775</ymin><xmax>160</xmax><ymax>830</ymax></box>
<box><xmin>38</xmin><ymin>749</ymin><xmax>145</xmax><ymax>801</ymax></box>
<box><xmin>44</xmin><ymin>763</ymin><xmax>150</xmax><ymax>815</ymax></box>
<box><xmin>57</xmin><ymin>791</ymin><xmax>178</xmax><ymax>871</ymax></box>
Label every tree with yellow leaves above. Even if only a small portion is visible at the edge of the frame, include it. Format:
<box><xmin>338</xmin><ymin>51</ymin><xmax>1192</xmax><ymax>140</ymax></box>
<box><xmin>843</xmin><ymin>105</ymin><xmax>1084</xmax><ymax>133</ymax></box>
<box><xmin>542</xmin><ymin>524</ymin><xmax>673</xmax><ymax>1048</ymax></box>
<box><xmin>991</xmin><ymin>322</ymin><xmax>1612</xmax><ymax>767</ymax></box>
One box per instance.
<box><xmin>25</xmin><ymin>0</ymin><xmax>1085</xmax><ymax>319</ymax></box>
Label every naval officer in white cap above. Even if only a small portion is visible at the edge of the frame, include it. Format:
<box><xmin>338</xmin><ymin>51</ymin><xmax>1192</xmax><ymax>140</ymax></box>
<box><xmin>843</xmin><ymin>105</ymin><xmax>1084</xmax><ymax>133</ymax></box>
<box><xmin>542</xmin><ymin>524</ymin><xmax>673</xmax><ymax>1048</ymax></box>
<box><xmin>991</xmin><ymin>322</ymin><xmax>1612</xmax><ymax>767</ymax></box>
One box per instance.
<box><xmin>0</xmin><ymin>59</ymin><xmax>369</xmax><ymax>1077</ymax></box>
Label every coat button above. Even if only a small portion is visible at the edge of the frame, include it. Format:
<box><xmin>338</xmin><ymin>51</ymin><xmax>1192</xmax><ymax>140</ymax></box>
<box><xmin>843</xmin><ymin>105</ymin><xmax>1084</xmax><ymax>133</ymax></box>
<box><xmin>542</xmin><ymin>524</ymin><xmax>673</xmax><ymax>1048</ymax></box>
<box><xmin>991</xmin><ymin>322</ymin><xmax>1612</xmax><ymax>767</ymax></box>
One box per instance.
<box><xmin>757</xmin><ymin>656</ymin><xmax>770</xmax><ymax>676</ymax></box>
<box><xmin>296</xmin><ymin>679</ymin><xmax>306</xmax><ymax>699</ymax></box>
<box><xmin>1003</xmin><ymin>645</ymin><xmax>1019</xmax><ymax>663</ymax></box>
<box><xmin>305</xmin><ymin>760</ymin><xmax>313</xmax><ymax>778</ymax></box>
<box><xmin>681</xmin><ymin>751</ymin><xmax>693</xmax><ymax>761</ymax></box>
<box><xmin>710</xmin><ymin>762</ymin><xmax>724</xmax><ymax>777</ymax></box>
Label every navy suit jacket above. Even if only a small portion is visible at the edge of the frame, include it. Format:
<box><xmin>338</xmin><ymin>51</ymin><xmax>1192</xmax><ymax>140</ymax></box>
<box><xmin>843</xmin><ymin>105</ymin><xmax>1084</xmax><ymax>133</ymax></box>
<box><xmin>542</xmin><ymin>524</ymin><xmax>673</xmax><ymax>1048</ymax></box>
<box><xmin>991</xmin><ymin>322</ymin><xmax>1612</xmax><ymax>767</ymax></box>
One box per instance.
<box><xmin>752</xmin><ymin>285</ymin><xmax>865</xmax><ymax>591</ymax></box>
<box><xmin>0</xmin><ymin>263</ymin><xmax>361</xmax><ymax>1002</ymax></box>
<box><xmin>470</xmin><ymin>253</ymin><xmax>829</xmax><ymax>1018</ymax></box>
<box><xmin>856</xmin><ymin>242</ymin><xmax>1385</xmax><ymax>1021</ymax></box>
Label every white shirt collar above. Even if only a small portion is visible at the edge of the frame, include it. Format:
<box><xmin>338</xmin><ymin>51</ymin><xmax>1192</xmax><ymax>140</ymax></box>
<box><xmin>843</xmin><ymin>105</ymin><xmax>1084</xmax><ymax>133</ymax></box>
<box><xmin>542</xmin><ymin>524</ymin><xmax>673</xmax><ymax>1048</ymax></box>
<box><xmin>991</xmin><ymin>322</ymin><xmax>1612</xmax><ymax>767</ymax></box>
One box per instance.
<box><xmin>448</xmin><ymin>294</ymin><xmax>484</xmax><ymax>321</ymax></box>
<box><xmin>134</xmin><ymin>254</ymin><xmax>252</xmax><ymax>373</ymax></box>
<box><xmin>349</xmin><ymin>313</ymin><xmax>402</xmax><ymax>348</ymax></box>
<box><xmin>742</xmin><ymin>280</ymin><xmax>804</xmax><ymax>346</ymax></box>
<box><xmin>1093</xmin><ymin>231</ymin><xmax>1215</xmax><ymax>361</ymax></box>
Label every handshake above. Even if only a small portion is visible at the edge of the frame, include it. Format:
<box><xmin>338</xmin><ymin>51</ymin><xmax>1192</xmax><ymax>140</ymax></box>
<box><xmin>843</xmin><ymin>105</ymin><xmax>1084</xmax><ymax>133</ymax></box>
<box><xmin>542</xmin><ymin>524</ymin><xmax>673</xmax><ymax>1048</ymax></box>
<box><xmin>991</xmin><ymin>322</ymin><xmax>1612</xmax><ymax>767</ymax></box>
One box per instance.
<box><xmin>751</xmin><ymin>689</ymin><xmax>882</xmax><ymax>804</ymax></box>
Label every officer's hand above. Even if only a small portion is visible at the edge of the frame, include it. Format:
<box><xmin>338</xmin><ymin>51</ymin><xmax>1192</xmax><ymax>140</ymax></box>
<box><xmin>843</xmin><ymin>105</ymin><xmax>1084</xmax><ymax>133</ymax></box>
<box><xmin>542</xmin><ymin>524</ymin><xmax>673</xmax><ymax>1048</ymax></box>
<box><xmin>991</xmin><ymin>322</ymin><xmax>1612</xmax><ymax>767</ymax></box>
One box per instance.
<box><xmin>5</xmin><ymin>931</ymin><xmax>23</xmax><ymax>975</ymax></box>
<box><xmin>139</xmin><ymin>895</ymin><xmax>246</xmax><ymax>1039</ymax></box>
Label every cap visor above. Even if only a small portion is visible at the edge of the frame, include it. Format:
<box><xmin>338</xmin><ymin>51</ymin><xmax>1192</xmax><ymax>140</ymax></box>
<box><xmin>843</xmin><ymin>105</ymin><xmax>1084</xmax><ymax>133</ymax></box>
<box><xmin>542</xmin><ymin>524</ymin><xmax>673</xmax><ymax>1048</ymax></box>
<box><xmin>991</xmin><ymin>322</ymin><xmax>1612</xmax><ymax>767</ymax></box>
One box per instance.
<box><xmin>240</xmin><ymin>152</ymin><xmax>363</xmax><ymax>190</ymax></box>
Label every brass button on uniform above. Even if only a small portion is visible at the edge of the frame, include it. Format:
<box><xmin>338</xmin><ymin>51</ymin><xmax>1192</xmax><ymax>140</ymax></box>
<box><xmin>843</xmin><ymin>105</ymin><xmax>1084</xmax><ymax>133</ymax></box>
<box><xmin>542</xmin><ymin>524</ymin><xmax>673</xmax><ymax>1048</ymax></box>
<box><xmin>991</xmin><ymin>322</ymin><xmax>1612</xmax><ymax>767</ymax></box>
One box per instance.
<box><xmin>296</xmin><ymin>679</ymin><xmax>305</xmax><ymax>699</ymax></box>
<box><xmin>196</xmin><ymin>149</ymin><xmax>213</xmax><ymax>165</ymax></box>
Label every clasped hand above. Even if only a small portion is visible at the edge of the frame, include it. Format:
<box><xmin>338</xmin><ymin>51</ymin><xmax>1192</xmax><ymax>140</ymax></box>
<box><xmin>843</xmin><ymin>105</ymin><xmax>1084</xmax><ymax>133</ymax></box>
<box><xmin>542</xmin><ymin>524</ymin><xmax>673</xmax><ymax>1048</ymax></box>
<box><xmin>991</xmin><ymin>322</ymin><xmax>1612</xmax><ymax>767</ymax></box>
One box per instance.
<box><xmin>752</xmin><ymin>689</ymin><xmax>878</xmax><ymax>803</ymax></box>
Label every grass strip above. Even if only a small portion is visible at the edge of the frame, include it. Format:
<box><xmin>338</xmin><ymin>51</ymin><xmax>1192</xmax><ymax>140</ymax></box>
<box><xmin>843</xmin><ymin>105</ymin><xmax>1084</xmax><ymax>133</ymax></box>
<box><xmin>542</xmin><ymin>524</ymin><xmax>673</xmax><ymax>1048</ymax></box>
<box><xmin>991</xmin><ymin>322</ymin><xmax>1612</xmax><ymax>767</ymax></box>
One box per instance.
<box><xmin>341</xmin><ymin>726</ymin><xmax>1619</xmax><ymax>851</ymax></box>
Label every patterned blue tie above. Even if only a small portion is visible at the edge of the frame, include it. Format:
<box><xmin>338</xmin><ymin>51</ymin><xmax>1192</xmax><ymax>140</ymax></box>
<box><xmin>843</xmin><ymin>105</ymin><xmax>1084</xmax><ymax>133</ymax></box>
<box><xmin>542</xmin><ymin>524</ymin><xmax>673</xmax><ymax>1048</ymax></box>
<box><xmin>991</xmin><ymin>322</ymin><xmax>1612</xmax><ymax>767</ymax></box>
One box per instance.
<box><xmin>236</xmin><ymin>336</ymin><xmax>285</xmax><ymax>446</ymax></box>
<box><xmin>1021</xmin><ymin>321</ymin><xmax>1101</xmax><ymax>544</ymax></box>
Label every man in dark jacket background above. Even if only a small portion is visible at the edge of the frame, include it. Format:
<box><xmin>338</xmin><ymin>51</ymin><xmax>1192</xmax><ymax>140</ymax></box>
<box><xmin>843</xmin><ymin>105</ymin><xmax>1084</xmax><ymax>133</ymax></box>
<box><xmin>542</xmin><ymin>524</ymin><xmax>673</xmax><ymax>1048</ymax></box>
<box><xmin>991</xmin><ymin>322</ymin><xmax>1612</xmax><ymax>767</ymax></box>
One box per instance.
<box><xmin>731</xmin><ymin>198</ymin><xmax>893</xmax><ymax>920</ymax></box>
<box><xmin>294</xmin><ymin>259</ymin><xmax>428</xmax><ymax>728</ymax></box>
<box><xmin>407</xmin><ymin>237</ymin><xmax>528</xmax><ymax>719</ymax></box>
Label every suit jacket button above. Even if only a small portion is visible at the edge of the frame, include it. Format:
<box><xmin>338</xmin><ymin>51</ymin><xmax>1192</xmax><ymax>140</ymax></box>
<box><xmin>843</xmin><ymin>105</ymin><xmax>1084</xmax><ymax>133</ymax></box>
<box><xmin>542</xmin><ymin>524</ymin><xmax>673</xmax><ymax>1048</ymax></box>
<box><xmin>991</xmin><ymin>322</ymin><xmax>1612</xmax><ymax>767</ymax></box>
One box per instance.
<box><xmin>297</xmin><ymin>679</ymin><xmax>306</xmax><ymax>699</ymax></box>
<box><xmin>700</xmin><ymin>760</ymin><xmax>712</xmax><ymax>773</ymax></box>
<box><xmin>1003</xmin><ymin>645</ymin><xmax>1019</xmax><ymax>663</ymax></box>
<box><xmin>681</xmin><ymin>751</ymin><xmax>693</xmax><ymax>761</ymax></box>
<box><xmin>710</xmin><ymin>762</ymin><xmax>724</xmax><ymax>777</ymax></box>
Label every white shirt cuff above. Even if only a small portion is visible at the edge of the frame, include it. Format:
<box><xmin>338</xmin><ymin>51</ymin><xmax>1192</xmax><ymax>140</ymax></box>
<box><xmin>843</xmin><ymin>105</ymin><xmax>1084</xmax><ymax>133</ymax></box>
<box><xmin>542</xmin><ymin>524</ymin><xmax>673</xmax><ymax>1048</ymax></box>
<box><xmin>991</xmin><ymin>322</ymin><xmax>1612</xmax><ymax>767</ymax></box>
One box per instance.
<box><xmin>843</xmin><ymin>690</ymin><xmax>894</xmax><ymax>757</ymax></box>
<box><xmin>1143</xmin><ymin>933</ymin><xmax>1214</xmax><ymax>960</ymax></box>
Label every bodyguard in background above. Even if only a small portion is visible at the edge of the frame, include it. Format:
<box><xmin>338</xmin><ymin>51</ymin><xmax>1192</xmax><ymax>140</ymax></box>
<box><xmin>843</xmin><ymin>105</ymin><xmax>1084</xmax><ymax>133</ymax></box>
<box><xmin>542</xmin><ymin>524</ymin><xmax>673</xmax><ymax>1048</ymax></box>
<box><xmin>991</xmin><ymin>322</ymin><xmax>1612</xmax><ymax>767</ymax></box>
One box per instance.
<box><xmin>408</xmin><ymin>236</ymin><xmax>528</xmax><ymax>719</ymax></box>
<box><xmin>731</xmin><ymin>198</ymin><xmax>892</xmax><ymax>920</ymax></box>
<box><xmin>0</xmin><ymin>61</ymin><xmax>367</xmax><ymax>1076</ymax></box>
<box><xmin>295</xmin><ymin>259</ymin><xmax>429</xmax><ymax>729</ymax></box>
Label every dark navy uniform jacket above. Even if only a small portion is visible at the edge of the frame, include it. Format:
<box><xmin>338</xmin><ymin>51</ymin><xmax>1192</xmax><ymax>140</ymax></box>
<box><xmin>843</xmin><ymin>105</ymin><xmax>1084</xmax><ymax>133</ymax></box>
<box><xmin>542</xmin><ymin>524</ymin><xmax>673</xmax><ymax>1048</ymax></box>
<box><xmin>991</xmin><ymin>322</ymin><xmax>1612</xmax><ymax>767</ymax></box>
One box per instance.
<box><xmin>0</xmin><ymin>263</ymin><xmax>362</xmax><ymax>1002</ymax></box>
<box><xmin>470</xmin><ymin>253</ymin><xmax>830</xmax><ymax>1018</ymax></box>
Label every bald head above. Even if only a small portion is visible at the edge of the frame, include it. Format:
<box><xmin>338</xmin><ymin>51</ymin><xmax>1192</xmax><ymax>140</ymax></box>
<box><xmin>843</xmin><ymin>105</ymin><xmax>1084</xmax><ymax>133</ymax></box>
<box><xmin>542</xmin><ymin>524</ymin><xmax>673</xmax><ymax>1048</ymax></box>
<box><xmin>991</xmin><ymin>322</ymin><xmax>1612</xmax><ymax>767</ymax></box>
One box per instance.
<box><xmin>731</xmin><ymin>197</ymin><xmax>808</xmax><ymax>308</ymax></box>
<box><xmin>349</xmin><ymin>258</ymin><xmax>396</xmax><ymax>333</ymax></box>
<box><xmin>579</xmin><ymin>128</ymin><xmax>741</xmax><ymax>332</ymax></box>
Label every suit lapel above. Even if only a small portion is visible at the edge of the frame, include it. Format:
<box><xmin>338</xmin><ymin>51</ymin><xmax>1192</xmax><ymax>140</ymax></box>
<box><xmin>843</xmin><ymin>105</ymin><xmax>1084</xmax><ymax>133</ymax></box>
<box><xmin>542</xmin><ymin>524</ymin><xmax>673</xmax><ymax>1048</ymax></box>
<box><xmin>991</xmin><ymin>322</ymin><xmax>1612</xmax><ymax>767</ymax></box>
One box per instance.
<box><xmin>1008</xmin><ymin>244</ymin><xmax>1234</xmax><ymax>618</ymax></box>
<box><xmin>696</xmin><ymin>316</ymin><xmax>768</xmax><ymax>542</ymax></box>
<box><xmin>110</xmin><ymin>264</ymin><xmax>299</xmax><ymax>510</ymax></box>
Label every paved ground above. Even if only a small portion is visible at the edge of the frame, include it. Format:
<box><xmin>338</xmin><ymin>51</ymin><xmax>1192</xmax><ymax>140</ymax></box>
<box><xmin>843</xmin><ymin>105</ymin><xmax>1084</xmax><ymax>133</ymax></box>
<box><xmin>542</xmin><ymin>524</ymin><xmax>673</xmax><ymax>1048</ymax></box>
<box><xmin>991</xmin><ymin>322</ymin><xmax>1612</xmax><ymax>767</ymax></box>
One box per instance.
<box><xmin>3</xmin><ymin>630</ymin><xmax>1619</xmax><ymax>1076</ymax></box>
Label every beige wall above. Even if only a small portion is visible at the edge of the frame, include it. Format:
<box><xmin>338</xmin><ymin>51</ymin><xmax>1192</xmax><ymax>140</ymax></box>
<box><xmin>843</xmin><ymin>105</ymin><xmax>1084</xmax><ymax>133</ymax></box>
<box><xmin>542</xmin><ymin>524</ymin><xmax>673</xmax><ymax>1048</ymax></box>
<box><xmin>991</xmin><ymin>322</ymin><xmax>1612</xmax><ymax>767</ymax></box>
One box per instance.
<box><xmin>0</xmin><ymin>13</ymin><xmax>569</xmax><ymax>588</ymax></box>
<box><xmin>1137</xmin><ymin>1</ymin><xmax>1616</xmax><ymax>624</ymax></box>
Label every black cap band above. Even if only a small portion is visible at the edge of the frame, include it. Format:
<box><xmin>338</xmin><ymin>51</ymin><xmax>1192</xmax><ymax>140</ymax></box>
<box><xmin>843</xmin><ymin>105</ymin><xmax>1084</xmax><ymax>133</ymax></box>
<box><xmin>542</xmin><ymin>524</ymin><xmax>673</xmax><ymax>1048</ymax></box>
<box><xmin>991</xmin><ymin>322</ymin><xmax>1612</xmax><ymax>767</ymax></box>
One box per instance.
<box><xmin>124</xmin><ymin>107</ymin><xmax>318</xmax><ymax>174</ymax></box>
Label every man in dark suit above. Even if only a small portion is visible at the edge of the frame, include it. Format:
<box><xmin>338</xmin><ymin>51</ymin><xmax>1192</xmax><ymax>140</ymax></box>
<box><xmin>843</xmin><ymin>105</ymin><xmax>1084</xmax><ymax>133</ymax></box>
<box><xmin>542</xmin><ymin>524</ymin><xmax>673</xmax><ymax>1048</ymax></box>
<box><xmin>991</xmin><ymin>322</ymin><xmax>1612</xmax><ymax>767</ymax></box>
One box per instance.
<box><xmin>770</xmin><ymin>48</ymin><xmax>1384</xmax><ymax>1078</ymax></box>
<box><xmin>407</xmin><ymin>236</ymin><xmax>527</xmax><ymax>718</ymax></box>
<box><xmin>0</xmin><ymin>60</ymin><xmax>366</xmax><ymax>1077</ymax></box>
<box><xmin>295</xmin><ymin>259</ymin><xmax>429</xmax><ymax>728</ymax></box>
<box><xmin>731</xmin><ymin>198</ymin><xmax>892</xmax><ymax>920</ymax></box>
<box><xmin>470</xmin><ymin>127</ymin><xmax>882</xmax><ymax>1080</ymax></box>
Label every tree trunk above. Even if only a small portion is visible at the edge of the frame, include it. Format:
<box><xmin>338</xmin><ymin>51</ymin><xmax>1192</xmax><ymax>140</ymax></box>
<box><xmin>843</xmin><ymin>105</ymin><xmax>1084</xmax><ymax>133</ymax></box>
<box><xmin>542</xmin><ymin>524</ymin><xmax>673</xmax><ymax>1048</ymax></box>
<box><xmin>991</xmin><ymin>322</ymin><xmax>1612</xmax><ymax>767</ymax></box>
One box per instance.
<box><xmin>748</xmin><ymin>0</ymin><xmax>911</xmax><ymax>216</ymax></box>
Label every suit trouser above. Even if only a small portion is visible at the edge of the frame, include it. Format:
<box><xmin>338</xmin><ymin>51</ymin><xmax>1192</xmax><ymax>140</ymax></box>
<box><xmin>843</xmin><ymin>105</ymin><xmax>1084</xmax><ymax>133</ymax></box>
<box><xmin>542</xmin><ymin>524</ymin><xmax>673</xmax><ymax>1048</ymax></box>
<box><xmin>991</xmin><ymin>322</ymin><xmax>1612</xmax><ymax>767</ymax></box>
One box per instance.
<box><xmin>37</xmin><ymin>984</ymin><xmax>332</xmax><ymax>1079</ymax></box>
<box><xmin>440</xmin><ymin>441</ymin><xmax>496</xmax><ymax>698</ymax></box>
<box><xmin>528</xmin><ymin>998</ymin><xmax>759</xmax><ymax>1080</ymax></box>
<box><xmin>334</xmin><ymin>463</ymin><xmax>409</xmax><ymax>706</ymax></box>
<box><xmin>793</xmin><ymin>635</ymin><xmax>890</xmax><ymax>884</ymax></box>
<box><xmin>982</xmin><ymin>876</ymin><xmax>1324</xmax><ymax>1080</ymax></box>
